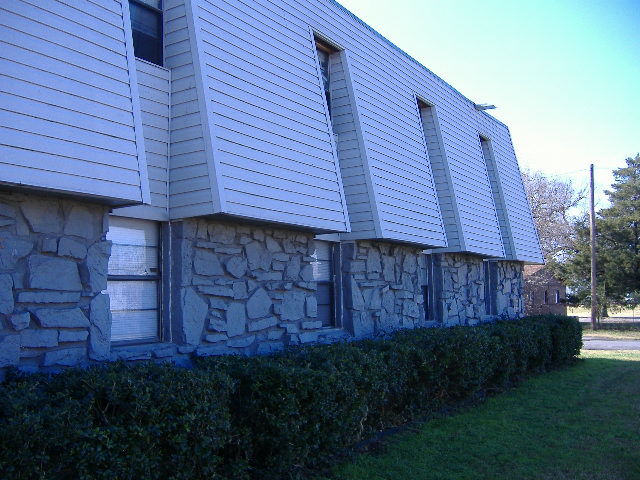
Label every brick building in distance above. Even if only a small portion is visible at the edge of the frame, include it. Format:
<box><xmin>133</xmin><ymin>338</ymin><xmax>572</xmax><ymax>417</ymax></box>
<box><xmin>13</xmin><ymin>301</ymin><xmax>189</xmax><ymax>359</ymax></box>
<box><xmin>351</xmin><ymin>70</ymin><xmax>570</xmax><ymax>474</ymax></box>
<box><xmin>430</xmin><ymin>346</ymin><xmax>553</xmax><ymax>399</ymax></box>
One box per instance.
<box><xmin>524</xmin><ymin>265</ymin><xmax>567</xmax><ymax>315</ymax></box>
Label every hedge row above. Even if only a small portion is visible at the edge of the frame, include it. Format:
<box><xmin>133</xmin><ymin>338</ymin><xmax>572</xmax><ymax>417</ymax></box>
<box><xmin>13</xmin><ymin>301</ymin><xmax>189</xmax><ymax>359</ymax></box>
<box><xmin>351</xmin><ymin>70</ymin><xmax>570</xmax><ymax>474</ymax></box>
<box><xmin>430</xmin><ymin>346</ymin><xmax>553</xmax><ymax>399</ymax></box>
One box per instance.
<box><xmin>0</xmin><ymin>315</ymin><xmax>581</xmax><ymax>479</ymax></box>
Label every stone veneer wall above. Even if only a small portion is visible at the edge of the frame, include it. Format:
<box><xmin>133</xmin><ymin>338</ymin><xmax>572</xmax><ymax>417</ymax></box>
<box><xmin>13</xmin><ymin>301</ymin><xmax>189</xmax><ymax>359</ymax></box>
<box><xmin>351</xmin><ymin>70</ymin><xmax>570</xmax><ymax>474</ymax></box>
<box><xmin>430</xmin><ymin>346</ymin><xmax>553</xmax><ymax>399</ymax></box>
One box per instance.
<box><xmin>433</xmin><ymin>253</ymin><xmax>486</xmax><ymax>325</ymax></box>
<box><xmin>493</xmin><ymin>260</ymin><xmax>525</xmax><ymax>318</ymax></box>
<box><xmin>0</xmin><ymin>192</ymin><xmax>111</xmax><ymax>373</ymax></box>
<box><xmin>341</xmin><ymin>241</ymin><xmax>427</xmax><ymax>336</ymax></box>
<box><xmin>0</xmin><ymin>199</ymin><xmax>527</xmax><ymax>374</ymax></box>
<box><xmin>432</xmin><ymin>253</ymin><xmax>524</xmax><ymax>325</ymax></box>
<box><xmin>170</xmin><ymin>220</ymin><xmax>349</xmax><ymax>357</ymax></box>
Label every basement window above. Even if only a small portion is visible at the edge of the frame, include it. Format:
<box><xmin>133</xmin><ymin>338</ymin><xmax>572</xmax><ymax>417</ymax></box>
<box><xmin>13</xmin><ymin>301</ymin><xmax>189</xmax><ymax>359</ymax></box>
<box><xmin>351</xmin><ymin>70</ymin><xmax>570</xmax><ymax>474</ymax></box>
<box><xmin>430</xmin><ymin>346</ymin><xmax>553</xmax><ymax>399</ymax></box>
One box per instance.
<box><xmin>107</xmin><ymin>216</ymin><xmax>161</xmax><ymax>343</ymax></box>
<box><xmin>310</xmin><ymin>240</ymin><xmax>335</xmax><ymax>327</ymax></box>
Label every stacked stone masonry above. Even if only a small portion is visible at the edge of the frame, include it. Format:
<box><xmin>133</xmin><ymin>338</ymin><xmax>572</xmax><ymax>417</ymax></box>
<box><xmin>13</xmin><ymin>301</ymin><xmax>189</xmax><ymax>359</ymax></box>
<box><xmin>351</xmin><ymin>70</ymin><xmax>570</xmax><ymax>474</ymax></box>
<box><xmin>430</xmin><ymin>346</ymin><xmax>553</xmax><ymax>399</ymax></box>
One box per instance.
<box><xmin>341</xmin><ymin>241</ymin><xmax>428</xmax><ymax>336</ymax></box>
<box><xmin>432</xmin><ymin>253</ymin><xmax>524</xmax><ymax>325</ymax></box>
<box><xmin>0</xmin><ymin>192</ymin><xmax>111</xmax><ymax>372</ymax></box>
<box><xmin>171</xmin><ymin>219</ymin><xmax>349</xmax><ymax>358</ymax></box>
<box><xmin>0</xmin><ymin>193</ymin><xmax>526</xmax><ymax>374</ymax></box>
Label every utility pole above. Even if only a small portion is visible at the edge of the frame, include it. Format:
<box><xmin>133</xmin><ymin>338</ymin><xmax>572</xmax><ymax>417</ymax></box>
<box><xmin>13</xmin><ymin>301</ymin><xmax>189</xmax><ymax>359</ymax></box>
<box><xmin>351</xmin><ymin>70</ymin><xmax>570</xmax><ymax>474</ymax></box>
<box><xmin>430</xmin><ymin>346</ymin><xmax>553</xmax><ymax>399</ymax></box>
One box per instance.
<box><xmin>590</xmin><ymin>164</ymin><xmax>598</xmax><ymax>330</ymax></box>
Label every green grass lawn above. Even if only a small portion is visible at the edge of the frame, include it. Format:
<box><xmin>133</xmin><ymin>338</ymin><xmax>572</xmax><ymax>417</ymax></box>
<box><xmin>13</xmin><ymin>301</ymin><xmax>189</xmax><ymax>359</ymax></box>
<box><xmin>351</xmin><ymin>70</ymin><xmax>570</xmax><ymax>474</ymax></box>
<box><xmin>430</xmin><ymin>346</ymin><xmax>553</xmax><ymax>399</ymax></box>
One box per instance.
<box><xmin>569</xmin><ymin>306</ymin><xmax>640</xmax><ymax>319</ymax></box>
<box><xmin>332</xmin><ymin>350</ymin><xmax>640</xmax><ymax>480</ymax></box>
<box><xmin>582</xmin><ymin>322</ymin><xmax>640</xmax><ymax>340</ymax></box>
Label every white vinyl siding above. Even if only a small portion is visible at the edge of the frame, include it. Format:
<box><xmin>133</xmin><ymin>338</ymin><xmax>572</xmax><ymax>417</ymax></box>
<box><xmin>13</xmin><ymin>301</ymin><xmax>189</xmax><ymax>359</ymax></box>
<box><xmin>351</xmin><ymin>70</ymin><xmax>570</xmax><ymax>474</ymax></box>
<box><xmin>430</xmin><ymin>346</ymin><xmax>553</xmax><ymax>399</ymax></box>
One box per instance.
<box><xmin>0</xmin><ymin>0</ymin><xmax>149</xmax><ymax>205</ymax></box>
<box><xmin>477</xmin><ymin>118</ymin><xmax>543</xmax><ymax>262</ymax></box>
<box><xmin>160</xmin><ymin>0</ymin><xmax>535</xmax><ymax>252</ymax></box>
<box><xmin>209</xmin><ymin>0</ymin><xmax>499</xmax><ymax>249</ymax></box>
<box><xmin>419</xmin><ymin>103</ymin><xmax>461</xmax><ymax>250</ymax></box>
<box><xmin>330</xmin><ymin>51</ymin><xmax>379</xmax><ymax>239</ymax></box>
<box><xmin>115</xmin><ymin>59</ymin><xmax>170</xmax><ymax>220</ymax></box>
<box><xmin>173</xmin><ymin>0</ymin><xmax>350</xmax><ymax>231</ymax></box>
<box><xmin>165</xmin><ymin>0</ymin><xmax>216</xmax><ymax>218</ymax></box>
<box><xmin>263</xmin><ymin>0</ymin><xmax>508</xmax><ymax>252</ymax></box>
<box><xmin>480</xmin><ymin>137</ymin><xmax>511</xmax><ymax>258</ymax></box>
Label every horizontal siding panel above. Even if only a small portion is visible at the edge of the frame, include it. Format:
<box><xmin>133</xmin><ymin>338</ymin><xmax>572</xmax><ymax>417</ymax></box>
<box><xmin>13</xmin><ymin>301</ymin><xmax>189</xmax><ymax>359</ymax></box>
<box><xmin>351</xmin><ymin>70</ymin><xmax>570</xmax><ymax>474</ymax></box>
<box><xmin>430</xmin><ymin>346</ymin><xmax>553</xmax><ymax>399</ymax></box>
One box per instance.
<box><xmin>3</xmin><ymin>4</ymin><xmax>123</xmax><ymax>56</ymax></box>
<box><xmin>0</xmin><ymin>126</ymin><xmax>138</xmax><ymax>171</ymax></box>
<box><xmin>221</xmin><ymin>162</ymin><xmax>344</xmax><ymax>202</ymax></box>
<box><xmin>170</xmin><ymin>190</ymin><xmax>213</xmax><ymax>209</ymax></box>
<box><xmin>19</xmin><ymin>0</ymin><xmax>123</xmax><ymax>37</ymax></box>
<box><xmin>0</xmin><ymin>24</ymin><xmax>128</xmax><ymax>82</ymax></box>
<box><xmin>216</xmin><ymin>144</ymin><xmax>340</xmax><ymax>184</ymax></box>
<box><xmin>214</xmin><ymin>119</ymin><xmax>333</xmax><ymax>164</ymax></box>
<box><xmin>212</xmin><ymin>93</ymin><xmax>329</xmax><ymax>143</ymax></box>
<box><xmin>1</xmin><ymin>109</ymin><xmax>137</xmax><ymax>157</ymax></box>
<box><xmin>1</xmin><ymin>145</ymin><xmax>140</xmax><ymax>184</ymax></box>
<box><xmin>0</xmin><ymin>163</ymin><xmax>141</xmax><ymax>202</ymax></box>
<box><xmin>224</xmin><ymin>178</ymin><xmax>343</xmax><ymax>213</ymax></box>
<box><xmin>135</xmin><ymin>60</ymin><xmax>169</xmax><ymax>214</ymax></box>
<box><xmin>0</xmin><ymin>0</ymin><xmax>147</xmax><ymax>203</ymax></box>
<box><xmin>0</xmin><ymin>47</ymin><xmax>131</xmax><ymax>99</ymax></box>
<box><xmin>225</xmin><ymin>199</ymin><xmax>346</xmax><ymax>230</ymax></box>
<box><xmin>211</xmin><ymin>71</ymin><xmax>326</xmax><ymax>124</ymax></box>
<box><xmin>1</xmin><ymin>67</ymin><xmax>132</xmax><ymax>117</ymax></box>
<box><xmin>1</xmin><ymin>92</ymin><xmax>134</xmax><ymax>140</ymax></box>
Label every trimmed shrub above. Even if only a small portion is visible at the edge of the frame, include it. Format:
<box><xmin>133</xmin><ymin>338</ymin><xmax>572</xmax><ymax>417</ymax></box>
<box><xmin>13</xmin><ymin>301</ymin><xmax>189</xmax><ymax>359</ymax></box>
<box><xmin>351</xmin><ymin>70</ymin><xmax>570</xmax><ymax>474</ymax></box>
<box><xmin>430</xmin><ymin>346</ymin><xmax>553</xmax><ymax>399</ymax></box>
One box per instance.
<box><xmin>0</xmin><ymin>362</ymin><xmax>234</xmax><ymax>480</ymax></box>
<box><xmin>0</xmin><ymin>315</ymin><xmax>581</xmax><ymax>479</ymax></box>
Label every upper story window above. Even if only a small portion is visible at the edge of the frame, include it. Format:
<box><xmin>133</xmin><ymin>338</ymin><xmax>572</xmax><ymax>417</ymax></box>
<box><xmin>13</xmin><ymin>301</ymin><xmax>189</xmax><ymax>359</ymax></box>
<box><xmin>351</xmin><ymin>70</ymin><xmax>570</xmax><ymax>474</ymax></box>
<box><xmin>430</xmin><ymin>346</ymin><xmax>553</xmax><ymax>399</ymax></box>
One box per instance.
<box><xmin>129</xmin><ymin>0</ymin><xmax>163</xmax><ymax>66</ymax></box>
<box><xmin>314</xmin><ymin>39</ymin><xmax>338</xmax><ymax>116</ymax></box>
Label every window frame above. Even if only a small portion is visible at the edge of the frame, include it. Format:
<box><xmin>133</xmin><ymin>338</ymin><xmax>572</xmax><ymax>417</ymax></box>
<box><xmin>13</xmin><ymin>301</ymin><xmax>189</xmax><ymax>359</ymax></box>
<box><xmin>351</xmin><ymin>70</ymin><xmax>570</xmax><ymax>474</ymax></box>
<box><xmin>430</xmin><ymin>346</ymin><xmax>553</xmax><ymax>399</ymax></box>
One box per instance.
<box><xmin>423</xmin><ymin>253</ymin><xmax>436</xmax><ymax>322</ymax></box>
<box><xmin>483</xmin><ymin>260</ymin><xmax>497</xmax><ymax>316</ymax></box>
<box><xmin>313</xmin><ymin>37</ymin><xmax>340</xmax><ymax>118</ymax></box>
<box><xmin>128</xmin><ymin>0</ymin><xmax>164</xmax><ymax>66</ymax></box>
<box><xmin>310</xmin><ymin>239</ymin><xmax>338</xmax><ymax>328</ymax></box>
<box><xmin>107</xmin><ymin>216</ymin><xmax>163</xmax><ymax>345</ymax></box>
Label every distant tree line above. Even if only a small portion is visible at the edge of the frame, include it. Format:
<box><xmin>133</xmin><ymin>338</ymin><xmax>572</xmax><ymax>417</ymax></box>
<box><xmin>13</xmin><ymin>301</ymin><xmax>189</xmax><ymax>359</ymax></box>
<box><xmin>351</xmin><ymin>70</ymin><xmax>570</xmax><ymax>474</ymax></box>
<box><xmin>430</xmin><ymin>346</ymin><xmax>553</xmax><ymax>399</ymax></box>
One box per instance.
<box><xmin>522</xmin><ymin>154</ymin><xmax>640</xmax><ymax>316</ymax></box>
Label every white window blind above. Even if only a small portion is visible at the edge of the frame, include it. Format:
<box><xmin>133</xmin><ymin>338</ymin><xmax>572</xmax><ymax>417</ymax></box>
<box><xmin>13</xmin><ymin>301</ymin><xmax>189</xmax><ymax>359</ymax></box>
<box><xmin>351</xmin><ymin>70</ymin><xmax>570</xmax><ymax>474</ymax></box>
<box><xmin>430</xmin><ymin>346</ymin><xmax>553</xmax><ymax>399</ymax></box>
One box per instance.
<box><xmin>311</xmin><ymin>240</ymin><xmax>333</xmax><ymax>326</ymax></box>
<box><xmin>107</xmin><ymin>216</ymin><xmax>160</xmax><ymax>343</ymax></box>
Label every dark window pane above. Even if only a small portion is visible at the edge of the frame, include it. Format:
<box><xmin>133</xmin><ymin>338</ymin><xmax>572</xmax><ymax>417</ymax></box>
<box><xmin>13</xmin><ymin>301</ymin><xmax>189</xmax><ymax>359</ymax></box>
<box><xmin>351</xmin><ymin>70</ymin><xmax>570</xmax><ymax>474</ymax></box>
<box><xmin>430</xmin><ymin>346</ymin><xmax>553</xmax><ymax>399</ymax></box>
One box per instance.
<box><xmin>317</xmin><ymin>282</ymin><xmax>333</xmax><ymax>327</ymax></box>
<box><xmin>129</xmin><ymin>1</ymin><xmax>162</xmax><ymax>65</ymax></box>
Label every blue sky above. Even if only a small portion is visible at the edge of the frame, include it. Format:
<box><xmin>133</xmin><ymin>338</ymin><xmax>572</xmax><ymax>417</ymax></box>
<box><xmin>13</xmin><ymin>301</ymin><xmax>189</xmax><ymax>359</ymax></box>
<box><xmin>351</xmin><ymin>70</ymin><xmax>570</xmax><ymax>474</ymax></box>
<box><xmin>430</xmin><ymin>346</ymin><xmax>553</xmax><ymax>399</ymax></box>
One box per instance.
<box><xmin>337</xmin><ymin>0</ymin><xmax>640</xmax><ymax>209</ymax></box>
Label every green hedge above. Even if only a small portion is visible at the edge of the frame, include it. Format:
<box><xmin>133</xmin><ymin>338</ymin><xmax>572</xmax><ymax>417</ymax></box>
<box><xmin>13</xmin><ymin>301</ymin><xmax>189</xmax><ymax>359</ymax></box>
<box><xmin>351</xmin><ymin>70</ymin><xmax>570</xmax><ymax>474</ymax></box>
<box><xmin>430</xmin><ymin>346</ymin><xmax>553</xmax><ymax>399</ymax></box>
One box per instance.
<box><xmin>0</xmin><ymin>315</ymin><xmax>581</xmax><ymax>479</ymax></box>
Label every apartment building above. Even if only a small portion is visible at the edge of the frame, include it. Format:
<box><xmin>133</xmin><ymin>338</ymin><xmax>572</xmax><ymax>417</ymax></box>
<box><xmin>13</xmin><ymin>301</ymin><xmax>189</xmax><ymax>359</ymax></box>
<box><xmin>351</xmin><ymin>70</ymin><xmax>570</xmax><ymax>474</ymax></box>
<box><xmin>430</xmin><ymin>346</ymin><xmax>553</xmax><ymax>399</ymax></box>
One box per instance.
<box><xmin>0</xmin><ymin>0</ymin><xmax>542</xmax><ymax>372</ymax></box>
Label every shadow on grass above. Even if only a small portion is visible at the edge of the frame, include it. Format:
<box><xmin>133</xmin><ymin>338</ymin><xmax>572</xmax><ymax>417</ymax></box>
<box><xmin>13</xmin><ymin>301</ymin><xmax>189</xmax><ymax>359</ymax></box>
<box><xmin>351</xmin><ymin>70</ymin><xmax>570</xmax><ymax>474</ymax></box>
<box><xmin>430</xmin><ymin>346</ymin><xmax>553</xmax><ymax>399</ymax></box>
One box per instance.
<box><xmin>332</xmin><ymin>352</ymin><xmax>640</xmax><ymax>480</ymax></box>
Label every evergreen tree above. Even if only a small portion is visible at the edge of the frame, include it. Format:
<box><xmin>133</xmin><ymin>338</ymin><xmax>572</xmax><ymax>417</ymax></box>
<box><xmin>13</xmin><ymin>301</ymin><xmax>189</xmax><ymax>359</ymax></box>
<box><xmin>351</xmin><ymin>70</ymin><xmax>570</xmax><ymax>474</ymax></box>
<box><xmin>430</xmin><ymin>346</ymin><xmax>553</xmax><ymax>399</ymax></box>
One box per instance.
<box><xmin>554</xmin><ymin>154</ymin><xmax>640</xmax><ymax>310</ymax></box>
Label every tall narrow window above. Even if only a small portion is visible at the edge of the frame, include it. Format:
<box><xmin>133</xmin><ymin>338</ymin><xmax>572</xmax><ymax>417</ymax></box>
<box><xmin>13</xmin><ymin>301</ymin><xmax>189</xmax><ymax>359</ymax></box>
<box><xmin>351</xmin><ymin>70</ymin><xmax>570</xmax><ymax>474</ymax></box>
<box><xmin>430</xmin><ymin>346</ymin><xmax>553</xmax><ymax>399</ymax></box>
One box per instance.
<box><xmin>484</xmin><ymin>261</ymin><xmax>497</xmax><ymax>315</ymax></box>
<box><xmin>310</xmin><ymin>240</ymin><xmax>334</xmax><ymax>327</ymax></box>
<box><xmin>129</xmin><ymin>0</ymin><xmax>163</xmax><ymax>65</ymax></box>
<box><xmin>107</xmin><ymin>216</ymin><xmax>161</xmax><ymax>343</ymax></box>
<box><xmin>544</xmin><ymin>290</ymin><xmax>549</xmax><ymax>304</ymax></box>
<box><xmin>314</xmin><ymin>39</ymin><xmax>338</xmax><ymax>116</ymax></box>
<box><xmin>423</xmin><ymin>254</ymin><xmax>435</xmax><ymax>321</ymax></box>
<box><xmin>555</xmin><ymin>290</ymin><xmax>560</xmax><ymax>304</ymax></box>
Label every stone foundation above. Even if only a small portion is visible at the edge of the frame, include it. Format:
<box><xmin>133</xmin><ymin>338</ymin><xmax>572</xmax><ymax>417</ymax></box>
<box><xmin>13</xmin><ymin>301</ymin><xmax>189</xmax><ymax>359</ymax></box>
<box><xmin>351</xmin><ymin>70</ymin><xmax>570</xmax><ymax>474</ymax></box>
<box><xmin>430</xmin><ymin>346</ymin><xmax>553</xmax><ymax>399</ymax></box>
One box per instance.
<box><xmin>0</xmin><ymin>195</ymin><xmax>527</xmax><ymax>375</ymax></box>
<box><xmin>493</xmin><ymin>260</ymin><xmax>525</xmax><ymax>317</ymax></box>
<box><xmin>432</xmin><ymin>253</ymin><xmax>524</xmax><ymax>325</ymax></box>
<box><xmin>341</xmin><ymin>240</ymin><xmax>426</xmax><ymax>336</ymax></box>
<box><xmin>169</xmin><ymin>219</ymin><xmax>348</xmax><ymax>357</ymax></box>
<box><xmin>433</xmin><ymin>253</ymin><xmax>486</xmax><ymax>325</ymax></box>
<box><xmin>0</xmin><ymin>192</ymin><xmax>111</xmax><ymax>372</ymax></box>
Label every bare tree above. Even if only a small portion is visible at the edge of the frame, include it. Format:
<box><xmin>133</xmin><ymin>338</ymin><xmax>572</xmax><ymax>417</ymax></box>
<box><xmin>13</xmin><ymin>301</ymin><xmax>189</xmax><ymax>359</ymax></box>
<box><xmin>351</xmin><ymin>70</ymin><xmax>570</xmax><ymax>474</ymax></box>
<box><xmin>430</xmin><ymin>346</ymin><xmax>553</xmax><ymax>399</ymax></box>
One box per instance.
<box><xmin>521</xmin><ymin>168</ymin><xmax>586</xmax><ymax>262</ymax></box>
